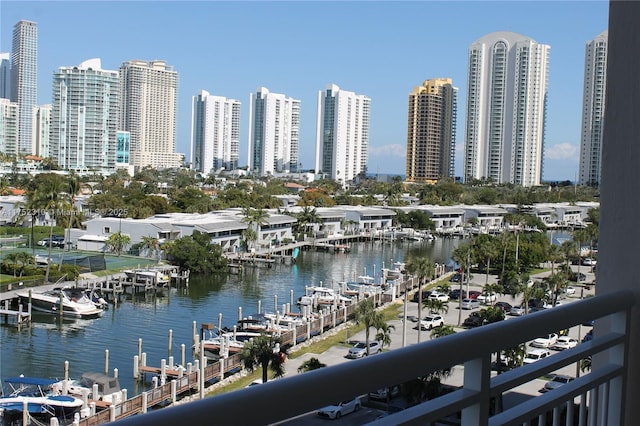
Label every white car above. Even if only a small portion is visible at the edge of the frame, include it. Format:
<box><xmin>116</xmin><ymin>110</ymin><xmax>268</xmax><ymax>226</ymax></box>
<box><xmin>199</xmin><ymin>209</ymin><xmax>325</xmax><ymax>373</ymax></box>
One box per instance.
<box><xmin>540</xmin><ymin>374</ymin><xmax>574</xmax><ymax>392</ymax></box>
<box><xmin>582</xmin><ymin>258</ymin><xmax>597</xmax><ymax>266</ymax></box>
<box><xmin>551</xmin><ymin>336</ymin><xmax>579</xmax><ymax>350</ymax></box>
<box><xmin>523</xmin><ymin>348</ymin><xmax>552</xmax><ymax>364</ymax></box>
<box><xmin>428</xmin><ymin>292</ymin><xmax>450</xmax><ymax>302</ymax></box>
<box><xmin>476</xmin><ymin>292</ymin><xmax>497</xmax><ymax>304</ymax></box>
<box><xmin>461</xmin><ymin>298</ymin><xmax>480</xmax><ymax>310</ymax></box>
<box><xmin>419</xmin><ymin>314</ymin><xmax>444</xmax><ymax>330</ymax></box>
<box><xmin>368</xmin><ymin>385</ymin><xmax>400</xmax><ymax>401</ymax></box>
<box><xmin>317</xmin><ymin>396</ymin><xmax>362</xmax><ymax>419</ymax></box>
<box><xmin>542</xmin><ymin>300</ymin><xmax>562</xmax><ymax>309</ymax></box>
<box><xmin>346</xmin><ymin>341</ymin><xmax>382</xmax><ymax>359</ymax></box>
<box><xmin>531</xmin><ymin>333</ymin><xmax>559</xmax><ymax>348</ymax></box>
<box><xmin>565</xmin><ymin>286</ymin><xmax>576</xmax><ymax>295</ymax></box>
<box><xmin>509</xmin><ymin>305</ymin><xmax>527</xmax><ymax>316</ymax></box>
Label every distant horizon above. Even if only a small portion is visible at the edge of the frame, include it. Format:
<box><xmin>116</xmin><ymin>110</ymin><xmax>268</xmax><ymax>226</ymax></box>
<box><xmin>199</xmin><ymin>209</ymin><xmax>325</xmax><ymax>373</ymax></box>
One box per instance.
<box><xmin>0</xmin><ymin>1</ymin><xmax>609</xmax><ymax>181</ymax></box>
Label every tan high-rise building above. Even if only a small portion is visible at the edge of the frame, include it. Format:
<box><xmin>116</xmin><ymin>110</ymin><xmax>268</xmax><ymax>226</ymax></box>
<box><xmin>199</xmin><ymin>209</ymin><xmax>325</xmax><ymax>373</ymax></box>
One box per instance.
<box><xmin>405</xmin><ymin>78</ymin><xmax>457</xmax><ymax>183</ymax></box>
<box><xmin>119</xmin><ymin>60</ymin><xmax>183</xmax><ymax>169</ymax></box>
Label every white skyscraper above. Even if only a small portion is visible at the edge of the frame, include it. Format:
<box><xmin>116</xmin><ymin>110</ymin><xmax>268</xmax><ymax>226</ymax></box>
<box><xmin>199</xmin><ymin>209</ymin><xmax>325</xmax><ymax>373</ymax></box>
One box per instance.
<box><xmin>579</xmin><ymin>30</ymin><xmax>608</xmax><ymax>187</ymax></box>
<box><xmin>247</xmin><ymin>87</ymin><xmax>300</xmax><ymax>176</ymax></box>
<box><xmin>190</xmin><ymin>90</ymin><xmax>241</xmax><ymax>175</ymax></box>
<box><xmin>119</xmin><ymin>60</ymin><xmax>183</xmax><ymax>169</ymax></box>
<box><xmin>50</xmin><ymin>59</ymin><xmax>119</xmax><ymax>172</ymax></box>
<box><xmin>11</xmin><ymin>20</ymin><xmax>38</xmax><ymax>155</ymax></box>
<box><xmin>0</xmin><ymin>98</ymin><xmax>19</xmax><ymax>156</ymax></box>
<box><xmin>32</xmin><ymin>104</ymin><xmax>51</xmax><ymax>158</ymax></box>
<box><xmin>315</xmin><ymin>84</ymin><xmax>370</xmax><ymax>185</ymax></box>
<box><xmin>464</xmin><ymin>32</ymin><xmax>550</xmax><ymax>187</ymax></box>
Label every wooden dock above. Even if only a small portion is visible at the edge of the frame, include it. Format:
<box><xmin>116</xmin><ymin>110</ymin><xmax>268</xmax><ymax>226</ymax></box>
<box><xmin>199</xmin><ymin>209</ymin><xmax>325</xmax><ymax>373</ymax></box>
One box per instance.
<box><xmin>0</xmin><ymin>299</ymin><xmax>31</xmax><ymax>325</ymax></box>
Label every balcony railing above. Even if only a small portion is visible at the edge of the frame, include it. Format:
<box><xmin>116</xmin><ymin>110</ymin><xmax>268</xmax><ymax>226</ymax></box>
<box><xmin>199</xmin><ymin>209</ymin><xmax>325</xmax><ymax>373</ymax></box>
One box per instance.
<box><xmin>111</xmin><ymin>289</ymin><xmax>634</xmax><ymax>426</ymax></box>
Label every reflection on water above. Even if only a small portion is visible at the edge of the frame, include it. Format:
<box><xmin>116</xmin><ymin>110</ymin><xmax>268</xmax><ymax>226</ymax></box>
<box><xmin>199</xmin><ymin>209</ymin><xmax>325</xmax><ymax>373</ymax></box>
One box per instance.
<box><xmin>1</xmin><ymin>239</ymin><xmax>461</xmax><ymax>394</ymax></box>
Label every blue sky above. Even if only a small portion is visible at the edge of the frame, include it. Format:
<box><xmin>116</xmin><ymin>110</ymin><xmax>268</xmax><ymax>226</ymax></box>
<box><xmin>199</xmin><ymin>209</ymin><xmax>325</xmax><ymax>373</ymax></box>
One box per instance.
<box><xmin>1</xmin><ymin>1</ymin><xmax>609</xmax><ymax>181</ymax></box>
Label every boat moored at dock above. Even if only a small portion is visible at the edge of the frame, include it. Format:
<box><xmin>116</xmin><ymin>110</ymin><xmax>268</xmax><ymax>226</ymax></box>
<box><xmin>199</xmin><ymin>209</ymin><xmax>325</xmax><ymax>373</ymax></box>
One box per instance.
<box><xmin>16</xmin><ymin>287</ymin><xmax>105</xmax><ymax>319</ymax></box>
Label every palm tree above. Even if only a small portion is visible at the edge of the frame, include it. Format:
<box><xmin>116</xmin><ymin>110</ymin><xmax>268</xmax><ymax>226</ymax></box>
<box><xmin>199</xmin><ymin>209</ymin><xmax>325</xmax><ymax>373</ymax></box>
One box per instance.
<box><xmin>239</xmin><ymin>334</ymin><xmax>286</xmax><ymax>384</ymax></box>
<box><xmin>33</xmin><ymin>175</ymin><xmax>67</xmax><ymax>282</ymax></box>
<box><xmin>406</xmin><ymin>257</ymin><xmax>435</xmax><ymax>343</ymax></box>
<box><xmin>423</xmin><ymin>299</ymin><xmax>449</xmax><ymax>315</ymax></box>
<box><xmin>375</xmin><ymin>322</ymin><xmax>396</xmax><ymax>350</ymax></box>
<box><xmin>354</xmin><ymin>298</ymin><xmax>385</xmax><ymax>356</ymax></box>
<box><xmin>2</xmin><ymin>251</ymin><xmax>34</xmax><ymax>277</ymax></box>
<box><xmin>241</xmin><ymin>207</ymin><xmax>269</xmax><ymax>249</ymax></box>
<box><xmin>297</xmin><ymin>357</ymin><xmax>326</xmax><ymax>373</ymax></box>
<box><xmin>452</xmin><ymin>242</ymin><xmax>474</xmax><ymax>325</ymax></box>
<box><xmin>430</xmin><ymin>324</ymin><xmax>456</xmax><ymax>340</ymax></box>
<box><xmin>478</xmin><ymin>238</ymin><xmax>499</xmax><ymax>286</ymax></box>
<box><xmin>295</xmin><ymin>206</ymin><xmax>322</xmax><ymax>238</ymax></box>
<box><xmin>141</xmin><ymin>235</ymin><xmax>160</xmax><ymax>261</ymax></box>
<box><xmin>106</xmin><ymin>232</ymin><xmax>131</xmax><ymax>256</ymax></box>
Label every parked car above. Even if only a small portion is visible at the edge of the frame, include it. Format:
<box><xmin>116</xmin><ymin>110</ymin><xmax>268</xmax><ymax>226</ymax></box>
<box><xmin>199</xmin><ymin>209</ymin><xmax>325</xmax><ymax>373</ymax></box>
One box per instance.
<box><xmin>523</xmin><ymin>348</ymin><xmax>552</xmax><ymax>364</ymax></box>
<box><xmin>477</xmin><ymin>292</ymin><xmax>497</xmax><ymax>304</ymax></box>
<box><xmin>317</xmin><ymin>397</ymin><xmax>362</xmax><ymax>419</ymax></box>
<box><xmin>570</xmin><ymin>272</ymin><xmax>587</xmax><ymax>282</ymax></box>
<box><xmin>582</xmin><ymin>258</ymin><xmax>597</xmax><ymax>266</ymax></box>
<box><xmin>468</xmin><ymin>290</ymin><xmax>482</xmax><ymax>300</ymax></box>
<box><xmin>543</xmin><ymin>300</ymin><xmax>562</xmax><ymax>309</ymax></box>
<box><xmin>463</xmin><ymin>312</ymin><xmax>484</xmax><ymax>328</ymax></box>
<box><xmin>531</xmin><ymin>333</ymin><xmax>559</xmax><ymax>348</ymax></box>
<box><xmin>551</xmin><ymin>336</ymin><xmax>579</xmax><ymax>350</ymax></box>
<box><xmin>368</xmin><ymin>385</ymin><xmax>400</xmax><ymax>401</ymax></box>
<box><xmin>37</xmin><ymin>236</ymin><xmax>66</xmax><ymax>248</ymax></box>
<box><xmin>419</xmin><ymin>314</ymin><xmax>445</xmax><ymax>330</ymax></box>
<box><xmin>428</xmin><ymin>292</ymin><xmax>450</xmax><ymax>302</ymax></box>
<box><xmin>565</xmin><ymin>286</ymin><xmax>576</xmax><ymax>295</ymax></box>
<box><xmin>449</xmin><ymin>273</ymin><xmax>463</xmax><ymax>282</ymax></box>
<box><xmin>412</xmin><ymin>291</ymin><xmax>430</xmax><ymax>303</ymax></box>
<box><xmin>449</xmin><ymin>289</ymin><xmax>466</xmax><ymax>300</ymax></box>
<box><xmin>540</xmin><ymin>374</ymin><xmax>574</xmax><ymax>392</ymax></box>
<box><xmin>346</xmin><ymin>341</ymin><xmax>382</xmax><ymax>359</ymax></box>
<box><xmin>461</xmin><ymin>298</ymin><xmax>480</xmax><ymax>310</ymax></box>
<box><xmin>494</xmin><ymin>301</ymin><xmax>513</xmax><ymax>312</ymax></box>
<box><xmin>509</xmin><ymin>305</ymin><xmax>527</xmax><ymax>316</ymax></box>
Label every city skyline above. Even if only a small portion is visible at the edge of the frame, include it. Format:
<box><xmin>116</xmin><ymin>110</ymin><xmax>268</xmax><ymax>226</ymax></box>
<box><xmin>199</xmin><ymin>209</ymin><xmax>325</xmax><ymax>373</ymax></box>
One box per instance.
<box><xmin>0</xmin><ymin>1</ymin><xmax>609</xmax><ymax>181</ymax></box>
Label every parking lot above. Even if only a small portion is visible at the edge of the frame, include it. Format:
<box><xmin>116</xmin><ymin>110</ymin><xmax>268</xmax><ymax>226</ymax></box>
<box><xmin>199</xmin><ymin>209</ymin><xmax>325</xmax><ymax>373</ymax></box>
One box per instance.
<box><xmin>280</xmin><ymin>265</ymin><xmax>596</xmax><ymax>423</ymax></box>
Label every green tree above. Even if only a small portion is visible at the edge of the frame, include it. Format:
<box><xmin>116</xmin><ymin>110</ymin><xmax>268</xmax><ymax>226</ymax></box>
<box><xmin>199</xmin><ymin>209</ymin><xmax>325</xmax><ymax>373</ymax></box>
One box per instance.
<box><xmin>297</xmin><ymin>357</ymin><xmax>326</xmax><ymax>373</ymax></box>
<box><xmin>1</xmin><ymin>251</ymin><xmax>34</xmax><ymax>277</ymax></box>
<box><xmin>406</xmin><ymin>257</ymin><xmax>435</xmax><ymax>343</ymax></box>
<box><xmin>452</xmin><ymin>242</ymin><xmax>474</xmax><ymax>325</ymax></box>
<box><xmin>375</xmin><ymin>322</ymin><xmax>396</xmax><ymax>350</ymax></box>
<box><xmin>239</xmin><ymin>334</ymin><xmax>286</xmax><ymax>384</ymax></box>
<box><xmin>430</xmin><ymin>324</ymin><xmax>456</xmax><ymax>340</ymax></box>
<box><xmin>106</xmin><ymin>232</ymin><xmax>131</xmax><ymax>256</ymax></box>
<box><xmin>164</xmin><ymin>230</ymin><xmax>227</xmax><ymax>273</ymax></box>
<box><xmin>354</xmin><ymin>298</ymin><xmax>386</xmax><ymax>356</ymax></box>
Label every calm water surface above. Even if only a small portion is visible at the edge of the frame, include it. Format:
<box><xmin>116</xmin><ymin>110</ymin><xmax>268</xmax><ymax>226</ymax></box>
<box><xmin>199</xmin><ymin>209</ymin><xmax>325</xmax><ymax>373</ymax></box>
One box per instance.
<box><xmin>0</xmin><ymin>239</ymin><xmax>462</xmax><ymax>395</ymax></box>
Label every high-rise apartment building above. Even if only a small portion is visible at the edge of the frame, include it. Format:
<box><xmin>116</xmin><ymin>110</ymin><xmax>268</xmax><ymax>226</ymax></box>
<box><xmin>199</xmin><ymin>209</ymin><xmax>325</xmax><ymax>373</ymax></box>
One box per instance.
<box><xmin>406</xmin><ymin>78</ymin><xmax>458</xmax><ymax>183</ymax></box>
<box><xmin>314</xmin><ymin>84</ymin><xmax>370</xmax><ymax>185</ymax></box>
<box><xmin>579</xmin><ymin>30</ymin><xmax>608</xmax><ymax>187</ymax></box>
<box><xmin>11</xmin><ymin>20</ymin><xmax>38</xmax><ymax>155</ymax></box>
<box><xmin>32</xmin><ymin>104</ymin><xmax>51</xmax><ymax>158</ymax></box>
<box><xmin>248</xmin><ymin>87</ymin><xmax>300</xmax><ymax>176</ymax></box>
<box><xmin>464</xmin><ymin>32</ymin><xmax>550</xmax><ymax>187</ymax></box>
<box><xmin>0</xmin><ymin>98</ymin><xmax>19</xmax><ymax>157</ymax></box>
<box><xmin>0</xmin><ymin>52</ymin><xmax>11</xmax><ymax>99</ymax></box>
<box><xmin>191</xmin><ymin>90</ymin><xmax>241</xmax><ymax>175</ymax></box>
<box><xmin>119</xmin><ymin>59</ymin><xmax>182</xmax><ymax>169</ymax></box>
<box><xmin>50</xmin><ymin>59</ymin><xmax>119</xmax><ymax>172</ymax></box>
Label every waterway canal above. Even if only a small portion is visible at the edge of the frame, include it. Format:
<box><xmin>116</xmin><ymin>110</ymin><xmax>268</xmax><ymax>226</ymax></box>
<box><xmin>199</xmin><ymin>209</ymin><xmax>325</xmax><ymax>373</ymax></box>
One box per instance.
<box><xmin>1</xmin><ymin>238</ymin><xmax>462</xmax><ymax>395</ymax></box>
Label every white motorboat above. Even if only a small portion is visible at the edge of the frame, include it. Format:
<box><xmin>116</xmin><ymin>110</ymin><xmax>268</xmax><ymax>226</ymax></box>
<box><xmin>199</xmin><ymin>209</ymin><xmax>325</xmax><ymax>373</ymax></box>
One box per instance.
<box><xmin>0</xmin><ymin>376</ymin><xmax>85</xmax><ymax>423</ymax></box>
<box><xmin>297</xmin><ymin>285</ymin><xmax>354</xmax><ymax>307</ymax></box>
<box><xmin>198</xmin><ymin>329</ymin><xmax>263</xmax><ymax>355</ymax></box>
<box><xmin>17</xmin><ymin>287</ymin><xmax>104</xmax><ymax>319</ymax></box>
<box><xmin>55</xmin><ymin>372</ymin><xmax>122</xmax><ymax>406</ymax></box>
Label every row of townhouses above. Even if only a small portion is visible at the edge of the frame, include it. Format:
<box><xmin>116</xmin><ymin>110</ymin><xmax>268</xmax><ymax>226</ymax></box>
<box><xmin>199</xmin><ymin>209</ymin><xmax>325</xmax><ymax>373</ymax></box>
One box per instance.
<box><xmin>0</xmin><ymin>196</ymin><xmax>598</xmax><ymax>254</ymax></box>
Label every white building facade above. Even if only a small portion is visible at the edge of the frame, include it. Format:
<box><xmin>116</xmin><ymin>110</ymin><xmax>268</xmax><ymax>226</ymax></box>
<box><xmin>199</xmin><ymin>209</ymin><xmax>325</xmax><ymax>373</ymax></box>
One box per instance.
<box><xmin>190</xmin><ymin>90</ymin><xmax>241</xmax><ymax>175</ymax></box>
<box><xmin>464</xmin><ymin>32</ymin><xmax>550</xmax><ymax>187</ymax></box>
<box><xmin>50</xmin><ymin>59</ymin><xmax>119</xmax><ymax>173</ymax></box>
<box><xmin>247</xmin><ymin>87</ymin><xmax>300</xmax><ymax>176</ymax></box>
<box><xmin>32</xmin><ymin>103</ymin><xmax>51</xmax><ymax>158</ymax></box>
<box><xmin>0</xmin><ymin>99</ymin><xmax>18</xmax><ymax>157</ymax></box>
<box><xmin>315</xmin><ymin>84</ymin><xmax>370</xmax><ymax>185</ymax></box>
<box><xmin>11</xmin><ymin>20</ymin><xmax>38</xmax><ymax>155</ymax></box>
<box><xmin>579</xmin><ymin>30</ymin><xmax>608</xmax><ymax>187</ymax></box>
<box><xmin>119</xmin><ymin>60</ymin><xmax>182</xmax><ymax>169</ymax></box>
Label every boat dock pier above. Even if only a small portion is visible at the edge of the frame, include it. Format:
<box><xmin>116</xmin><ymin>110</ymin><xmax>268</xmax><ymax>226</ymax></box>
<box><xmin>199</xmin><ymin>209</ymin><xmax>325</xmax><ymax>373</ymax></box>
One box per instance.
<box><xmin>0</xmin><ymin>298</ymin><xmax>31</xmax><ymax>326</ymax></box>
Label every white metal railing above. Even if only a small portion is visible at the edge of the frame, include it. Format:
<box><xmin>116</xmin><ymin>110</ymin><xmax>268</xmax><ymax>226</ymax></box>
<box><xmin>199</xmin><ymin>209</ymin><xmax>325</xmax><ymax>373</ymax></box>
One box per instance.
<box><xmin>110</xmin><ymin>290</ymin><xmax>634</xmax><ymax>426</ymax></box>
